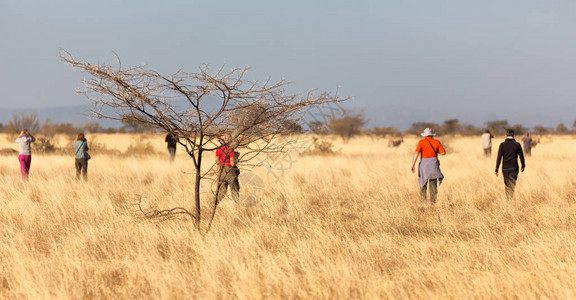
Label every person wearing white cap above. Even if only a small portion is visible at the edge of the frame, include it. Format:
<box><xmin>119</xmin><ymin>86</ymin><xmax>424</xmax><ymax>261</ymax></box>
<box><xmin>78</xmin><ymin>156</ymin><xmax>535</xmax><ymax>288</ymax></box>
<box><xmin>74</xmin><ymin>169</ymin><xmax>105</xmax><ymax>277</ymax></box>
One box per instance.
<box><xmin>410</xmin><ymin>128</ymin><xmax>446</xmax><ymax>203</ymax></box>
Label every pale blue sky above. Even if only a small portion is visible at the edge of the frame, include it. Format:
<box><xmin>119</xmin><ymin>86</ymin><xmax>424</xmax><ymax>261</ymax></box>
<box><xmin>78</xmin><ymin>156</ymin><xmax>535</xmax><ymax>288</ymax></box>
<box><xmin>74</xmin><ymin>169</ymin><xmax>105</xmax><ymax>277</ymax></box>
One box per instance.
<box><xmin>2</xmin><ymin>0</ymin><xmax>576</xmax><ymax>127</ymax></box>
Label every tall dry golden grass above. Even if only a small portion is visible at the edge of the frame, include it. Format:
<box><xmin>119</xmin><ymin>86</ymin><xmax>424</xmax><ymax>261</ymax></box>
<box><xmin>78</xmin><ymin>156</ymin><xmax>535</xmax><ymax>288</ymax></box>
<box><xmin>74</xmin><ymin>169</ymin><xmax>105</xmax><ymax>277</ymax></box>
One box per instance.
<box><xmin>1</xmin><ymin>132</ymin><xmax>576</xmax><ymax>299</ymax></box>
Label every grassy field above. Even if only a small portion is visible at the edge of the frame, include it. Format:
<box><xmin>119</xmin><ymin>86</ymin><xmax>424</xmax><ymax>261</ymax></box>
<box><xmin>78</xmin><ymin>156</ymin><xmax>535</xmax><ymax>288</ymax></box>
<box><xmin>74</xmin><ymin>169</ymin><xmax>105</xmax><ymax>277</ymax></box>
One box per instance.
<box><xmin>1</xmin><ymin>132</ymin><xmax>576</xmax><ymax>299</ymax></box>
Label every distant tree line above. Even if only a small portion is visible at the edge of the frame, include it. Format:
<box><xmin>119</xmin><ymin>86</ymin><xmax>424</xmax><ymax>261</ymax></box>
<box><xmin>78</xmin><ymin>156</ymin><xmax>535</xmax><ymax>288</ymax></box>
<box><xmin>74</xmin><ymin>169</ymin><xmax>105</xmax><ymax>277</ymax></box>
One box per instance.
<box><xmin>0</xmin><ymin>113</ymin><xmax>157</xmax><ymax>135</ymax></box>
<box><xmin>2</xmin><ymin>112</ymin><xmax>576</xmax><ymax>140</ymax></box>
<box><xmin>402</xmin><ymin>119</ymin><xmax>576</xmax><ymax>137</ymax></box>
<box><xmin>304</xmin><ymin>110</ymin><xmax>576</xmax><ymax>141</ymax></box>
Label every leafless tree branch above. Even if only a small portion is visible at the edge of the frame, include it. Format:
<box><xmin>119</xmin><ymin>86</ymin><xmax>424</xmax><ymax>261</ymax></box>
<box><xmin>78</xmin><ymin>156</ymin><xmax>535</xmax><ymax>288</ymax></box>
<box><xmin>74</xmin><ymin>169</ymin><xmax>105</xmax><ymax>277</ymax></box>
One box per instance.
<box><xmin>61</xmin><ymin>50</ymin><xmax>349</xmax><ymax>232</ymax></box>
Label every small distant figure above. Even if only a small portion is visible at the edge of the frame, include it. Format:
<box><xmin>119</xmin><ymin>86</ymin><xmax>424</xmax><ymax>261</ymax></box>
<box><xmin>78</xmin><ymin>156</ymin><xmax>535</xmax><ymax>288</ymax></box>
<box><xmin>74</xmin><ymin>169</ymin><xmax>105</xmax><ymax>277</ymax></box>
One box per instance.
<box><xmin>15</xmin><ymin>130</ymin><xmax>36</xmax><ymax>181</ymax></box>
<box><xmin>521</xmin><ymin>133</ymin><xmax>533</xmax><ymax>156</ymax></box>
<box><xmin>165</xmin><ymin>132</ymin><xmax>178</xmax><ymax>163</ymax></box>
<box><xmin>410</xmin><ymin>128</ymin><xmax>446</xmax><ymax>203</ymax></box>
<box><xmin>74</xmin><ymin>133</ymin><xmax>90</xmax><ymax>181</ymax></box>
<box><xmin>481</xmin><ymin>129</ymin><xmax>494</xmax><ymax>157</ymax></box>
<box><xmin>495</xmin><ymin>129</ymin><xmax>525</xmax><ymax>198</ymax></box>
<box><xmin>388</xmin><ymin>137</ymin><xmax>404</xmax><ymax>148</ymax></box>
<box><xmin>215</xmin><ymin>139</ymin><xmax>240</xmax><ymax>204</ymax></box>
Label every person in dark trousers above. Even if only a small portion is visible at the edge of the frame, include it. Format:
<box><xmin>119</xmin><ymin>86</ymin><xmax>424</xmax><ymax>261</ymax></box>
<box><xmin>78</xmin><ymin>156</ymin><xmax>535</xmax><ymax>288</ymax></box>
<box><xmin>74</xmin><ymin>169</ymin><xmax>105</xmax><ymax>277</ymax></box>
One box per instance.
<box><xmin>74</xmin><ymin>133</ymin><xmax>90</xmax><ymax>181</ymax></box>
<box><xmin>165</xmin><ymin>132</ymin><xmax>178</xmax><ymax>163</ymax></box>
<box><xmin>410</xmin><ymin>128</ymin><xmax>446</xmax><ymax>203</ymax></box>
<box><xmin>215</xmin><ymin>139</ymin><xmax>240</xmax><ymax>204</ymax></box>
<box><xmin>495</xmin><ymin>129</ymin><xmax>526</xmax><ymax>198</ymax></box>
<box><xmin>521</xmin><ymin>132</ymin><xmax>533</xmax><ymax>157</ymax></box>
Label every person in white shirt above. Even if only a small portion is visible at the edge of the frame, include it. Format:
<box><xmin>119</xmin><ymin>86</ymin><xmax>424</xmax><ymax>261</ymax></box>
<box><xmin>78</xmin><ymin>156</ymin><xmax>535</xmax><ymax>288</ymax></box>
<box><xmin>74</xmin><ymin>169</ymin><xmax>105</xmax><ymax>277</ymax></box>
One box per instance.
<box><xmin>481</xmin><ymin>129</ymin><xmax>494</xmax><ymax>157</ymax></box>
<box><xmin>15</xmin><ymin>130</ymin><xmax>36</xmax><ymax>181</ymax></box>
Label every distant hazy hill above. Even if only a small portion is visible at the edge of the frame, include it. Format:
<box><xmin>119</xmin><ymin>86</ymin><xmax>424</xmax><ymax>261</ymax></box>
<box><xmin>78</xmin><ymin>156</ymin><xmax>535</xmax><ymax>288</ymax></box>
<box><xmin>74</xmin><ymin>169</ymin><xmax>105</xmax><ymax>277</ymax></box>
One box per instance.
<box><xmin>0</xmin><ymin>105</ymin><xmax>120</xmax><ymax>128</ymax></box>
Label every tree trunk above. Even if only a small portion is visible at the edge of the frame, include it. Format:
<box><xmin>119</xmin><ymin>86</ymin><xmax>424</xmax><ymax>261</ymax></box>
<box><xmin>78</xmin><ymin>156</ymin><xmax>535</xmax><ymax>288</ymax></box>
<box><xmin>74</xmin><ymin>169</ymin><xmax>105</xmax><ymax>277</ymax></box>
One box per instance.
<box><xmin>194</xmin><ymin>149</ymin><xmax>203</xmax><ymax>230</ymax></box>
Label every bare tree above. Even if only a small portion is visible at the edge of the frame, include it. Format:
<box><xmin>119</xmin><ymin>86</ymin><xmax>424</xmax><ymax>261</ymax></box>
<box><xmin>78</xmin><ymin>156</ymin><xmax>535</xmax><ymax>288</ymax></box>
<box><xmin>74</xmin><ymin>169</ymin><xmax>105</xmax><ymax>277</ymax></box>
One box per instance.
<box><xmin>5</xmin><ymin>113</ymin><xmax>40</xmax><ymax>134</ymax></box>
<box><xmin>83</xmin><ymin>122</ymin><xmax>103</xmax><ymax>133</ymax></box>
<box><xmin>532</xmin><ymin>125</ymin><xmax>551</xmax><ymax>136</ymax></box>
<box><xmin>556</xmin><ymin>123</ymin><xmax>568</xmax><ymax>134</ymax></box>
<box><xmin>308</xmin><ymin>121</ymin><xmax>329</xmax><ymax>134</ymax></box>
<box><xmin>280</xmin><ymin>119</ymin><xmax>303</xmax><ymax>134</ymax></box>
<box><xmin>39</xmin><ymin>120</ymin><xmax>80</xmax><ymax>136</ymax></box>
<box><xmin>370</xmin><ymin>126</ymin><xmax>399</xmax><ymax>138</ymax></box>
<box><xmin>441</xmin><ymin>119</ymin><xmax>461</xmax><ymax>135</ymax></box>
<box><xmin>119</xmin><ymin>116</ymin><xmax>156</xmax><ymax>133</ymax></box>
<box><xmin>485</xmin><ymin>120</ymin><xmax>509</xmax><ymax>135</ymax></box>
<box><xmin>60</xmin><ymin>51</ymin><xmax>347</xmax><ymax>231</ymax></box>
<box><xmin>327</xmin><ymin>109</ymin><xmax>366</xmax><ymax>143</ymax></box>
<box><xmin>508</xmin><ymin>124</ymin><xmax>527</xmax><ymax>136</ymax></box>
<box><xmin>405</xmin><ymin>122</ymin><xmax>439</xmax><ymax>136</ymax></box>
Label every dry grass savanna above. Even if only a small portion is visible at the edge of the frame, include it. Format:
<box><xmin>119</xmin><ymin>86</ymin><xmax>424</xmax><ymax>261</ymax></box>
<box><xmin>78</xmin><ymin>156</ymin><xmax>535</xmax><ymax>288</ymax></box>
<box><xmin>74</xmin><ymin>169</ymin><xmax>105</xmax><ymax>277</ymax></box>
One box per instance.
<box><xmin>1</xmin><ymin>132</ymin><xmax>576</xmax><ymax>299</ymax></box>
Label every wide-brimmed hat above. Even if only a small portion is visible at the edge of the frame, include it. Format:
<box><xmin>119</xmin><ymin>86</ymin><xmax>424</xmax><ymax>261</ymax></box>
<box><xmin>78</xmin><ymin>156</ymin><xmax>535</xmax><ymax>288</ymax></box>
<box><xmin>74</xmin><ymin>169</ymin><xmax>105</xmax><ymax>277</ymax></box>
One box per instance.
<box><xmin>421</xmin><ymin>128</ymin><xmax>436</xmax><ymax>137</ymax></box>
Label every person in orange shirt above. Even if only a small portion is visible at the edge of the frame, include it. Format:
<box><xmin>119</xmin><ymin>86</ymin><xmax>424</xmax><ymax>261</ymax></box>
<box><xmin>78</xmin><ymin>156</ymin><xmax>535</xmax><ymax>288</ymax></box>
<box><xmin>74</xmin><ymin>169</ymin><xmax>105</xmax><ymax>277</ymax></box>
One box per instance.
<box><xmin>410</xmin><ymin>128</ymin><xmax>446</xmax><ymax>203</ymax></box>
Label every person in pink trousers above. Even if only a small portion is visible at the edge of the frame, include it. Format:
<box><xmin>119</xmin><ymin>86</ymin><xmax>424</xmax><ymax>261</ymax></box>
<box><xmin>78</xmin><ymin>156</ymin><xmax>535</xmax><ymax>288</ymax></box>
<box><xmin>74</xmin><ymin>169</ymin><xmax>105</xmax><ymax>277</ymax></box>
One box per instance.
<box><xmin>15</xmin><ymin>130</ymin><xmax>36</xmax><ymax>181</ymax></box>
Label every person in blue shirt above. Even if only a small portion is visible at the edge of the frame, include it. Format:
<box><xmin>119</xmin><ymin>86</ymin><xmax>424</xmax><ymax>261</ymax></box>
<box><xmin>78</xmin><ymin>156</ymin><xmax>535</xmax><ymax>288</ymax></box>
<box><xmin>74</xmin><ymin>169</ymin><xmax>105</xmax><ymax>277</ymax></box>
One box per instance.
<box><xmin>74</xmin><ymin>133</ymin><xmax>90</xmax><ymax>181</ymax></box>
<box><xmin>521</xmin><ymin>132</ymin><xmax>533</xmax><ymax>156</ymax></box>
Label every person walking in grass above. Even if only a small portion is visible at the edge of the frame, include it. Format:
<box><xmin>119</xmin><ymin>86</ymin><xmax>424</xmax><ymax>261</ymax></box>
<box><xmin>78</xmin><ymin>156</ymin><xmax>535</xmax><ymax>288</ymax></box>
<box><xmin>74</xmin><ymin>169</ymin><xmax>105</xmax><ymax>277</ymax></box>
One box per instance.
<box><xmin>481</xmin><ymin>129</ymin><xmax>494</xmax><ymax>157</ymax></box>
<box><xmin>521</xmin><ymin>132</ymin><xmax>533</xmax><ymax>157</ymax></box>
<box><xmin>165</xmin><ymin>132</ymin><xmax>178</xmax><ymax>163</ymax></box>
<box><xmin>495</xmin><ymin>129</ymin><xmax>525</xmax><ymax>198</ymax></box>
<box><xmin>74</xmin><ymin>133</ymin><xmax>90</xmax><ymax>181</ymax></box>
<box><xmin>215</xmin><ymin>136</ymin><xmax>240</xmax><ymax>204</ymax></box>
<box><xmin>15</xmin><ymin>130</ymin><xmax>36</xmax><ymax>181</ymax></box>
<box><xmin>410</xmin><ymin>128</ymin><xmax>446</xmax><ymax>203</ymax></box>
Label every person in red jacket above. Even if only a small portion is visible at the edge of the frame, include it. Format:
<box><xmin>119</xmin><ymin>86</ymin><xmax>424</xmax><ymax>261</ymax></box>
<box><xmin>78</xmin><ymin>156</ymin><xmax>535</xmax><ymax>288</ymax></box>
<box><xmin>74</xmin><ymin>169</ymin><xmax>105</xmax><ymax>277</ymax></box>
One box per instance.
<box><xmin>215</xmin><ymin>138</ymin><xmax>240</xmax><ymax>204</ymax></box>
<box><xmin>410</xmin><ymin>128</ymin><xmax>446</xmax><ymax>203</ymax></box>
